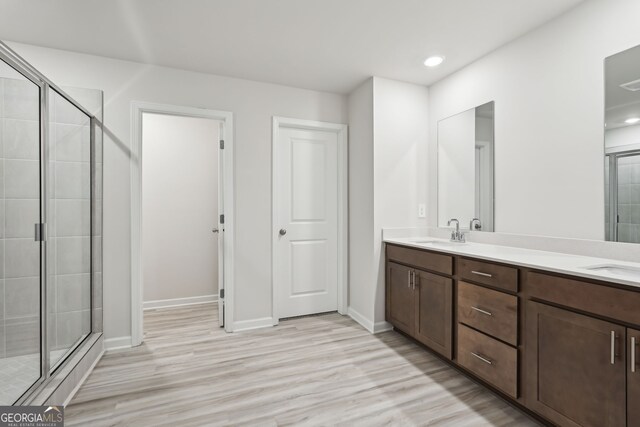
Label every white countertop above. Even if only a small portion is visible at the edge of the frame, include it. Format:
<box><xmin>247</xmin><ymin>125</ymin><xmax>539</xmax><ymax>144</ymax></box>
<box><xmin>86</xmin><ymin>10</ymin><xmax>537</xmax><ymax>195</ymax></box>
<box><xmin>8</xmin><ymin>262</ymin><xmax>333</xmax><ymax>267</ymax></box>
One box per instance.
<box><xmin>383</xmin><ymin>236</ymin><xmax>640</xmax><ymax>289</ymax></box>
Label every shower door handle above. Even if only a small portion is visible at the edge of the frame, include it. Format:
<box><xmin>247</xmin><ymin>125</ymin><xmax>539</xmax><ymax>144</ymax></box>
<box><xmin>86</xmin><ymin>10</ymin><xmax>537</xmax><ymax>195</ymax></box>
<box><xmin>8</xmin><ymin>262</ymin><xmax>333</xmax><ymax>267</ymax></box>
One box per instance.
<box><xmin>35</xmin><ymin>223</ymin><xmax>47</xmax><ymax>242</ymax></box>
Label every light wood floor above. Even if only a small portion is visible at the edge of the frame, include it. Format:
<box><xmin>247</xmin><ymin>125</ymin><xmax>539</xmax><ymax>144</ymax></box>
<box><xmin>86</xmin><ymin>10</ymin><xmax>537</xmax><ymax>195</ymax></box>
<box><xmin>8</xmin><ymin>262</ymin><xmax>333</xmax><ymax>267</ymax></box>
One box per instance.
<box><xmin>66</xmin><ymin>304</ymin><xmax>539</xmax><ymax>426</ymax></box>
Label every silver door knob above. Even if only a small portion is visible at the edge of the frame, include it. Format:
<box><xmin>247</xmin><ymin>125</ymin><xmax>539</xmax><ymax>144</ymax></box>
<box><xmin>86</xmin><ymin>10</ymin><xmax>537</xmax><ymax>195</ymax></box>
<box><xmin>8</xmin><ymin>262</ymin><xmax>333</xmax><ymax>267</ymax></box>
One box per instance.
<box><xmin>279</xmin><ymin>229</ymin><xmax>287</xmax><ymax>236</ymax></box>
<box><xmin>212</xmin><ymin>228</ymin><xmax>219</xmax><ymax>233</ymax></box>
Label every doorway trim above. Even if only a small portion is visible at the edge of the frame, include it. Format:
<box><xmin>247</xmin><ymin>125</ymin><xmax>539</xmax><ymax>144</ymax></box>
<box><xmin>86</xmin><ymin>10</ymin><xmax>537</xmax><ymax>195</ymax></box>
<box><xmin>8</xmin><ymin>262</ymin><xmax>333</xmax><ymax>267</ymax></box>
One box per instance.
<box><xmin>130</xmin><ymin>101</ymin><xmax>235</xmax><ymax>345</ymax></box>
<box><xmin>271</xmin><ymin>116</ymin><xmax>348</xmax><ymax>324</ymax></box>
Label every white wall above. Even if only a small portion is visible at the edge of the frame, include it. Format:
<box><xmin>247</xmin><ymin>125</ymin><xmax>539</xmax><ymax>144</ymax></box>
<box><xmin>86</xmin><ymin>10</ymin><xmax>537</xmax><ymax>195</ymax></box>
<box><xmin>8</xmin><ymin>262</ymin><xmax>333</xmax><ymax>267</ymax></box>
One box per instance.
<box><xmin>7</xmin><ymin>41</ymin><xmax>347</xmax><ymax>344</ymax></box>
<box><xmin>606</xmin><ymin>125</ymin><xmax>640</xmax><ymax>151</ymax></box>
<box><xmin>347</xmin><ymin>77</ymin><xmax>429</xmax><ymax>328</ymax></box>
<box><xmin>373</xmin><ymin>77</ymin><xmax>429</xmax><ymax>325</ymax></box>
<box><xmin>142</xmin><ymin>113</ymin><xmax>219</xmax><ymax>303</ymax></box>
<box><xmin>347</xmin><ymin>78</ymin><xmax>375</xmax><ymax>325</ymax></box>
<box><xmin>428</xmin><ymin>0</ymin><xmax>640</xmax><ymax>241</ymax></box>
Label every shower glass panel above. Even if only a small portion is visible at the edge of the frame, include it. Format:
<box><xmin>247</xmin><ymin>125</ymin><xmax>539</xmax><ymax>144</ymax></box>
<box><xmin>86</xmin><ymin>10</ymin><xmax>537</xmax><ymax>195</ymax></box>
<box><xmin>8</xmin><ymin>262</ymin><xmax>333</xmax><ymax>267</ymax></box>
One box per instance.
<box><xmin>616</xmin><ymin>153</ymin><xmax>640</xmax><ymax>244</ymax></box>
<box><xmin>48</xmin><ymin>88</ymin><xmax>91</xmax><ymax>370</ymax></box>
<box><xmin>0</xmin><ymin>58</ymin><xmax>43</xmax><ymax>405</ymax></box>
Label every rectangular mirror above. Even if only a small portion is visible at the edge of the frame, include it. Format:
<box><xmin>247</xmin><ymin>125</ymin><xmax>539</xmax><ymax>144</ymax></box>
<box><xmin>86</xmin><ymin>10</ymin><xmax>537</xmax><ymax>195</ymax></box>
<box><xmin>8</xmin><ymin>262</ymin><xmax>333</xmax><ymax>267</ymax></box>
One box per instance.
<box><xmin>437</xmin><ymin>101</ymin><xmax>495</xmax><ymax>231</ymax></box>
<box><xmin>605</xmin><ymin>45</ymin><xmax>640</xmax><ymax>244</ymax></box>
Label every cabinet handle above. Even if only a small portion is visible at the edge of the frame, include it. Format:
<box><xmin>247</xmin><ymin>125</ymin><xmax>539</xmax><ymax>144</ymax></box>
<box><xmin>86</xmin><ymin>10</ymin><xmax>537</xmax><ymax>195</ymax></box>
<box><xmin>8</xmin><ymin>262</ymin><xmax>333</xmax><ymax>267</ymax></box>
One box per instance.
<box><xmin>471</xmin><ymin>352</ymin><xmax>493</xmax><ymax>365</ymax></box>
<box><xmin>471</xmin><ymin>306</ymin><xmax>493</xmax><ymax>316</ymax></box>
<box><xmin>632</xmin><ymin>336</ymin><xmax>637</xmax><ymax>373</ymax></box>
<box><xmin>412</xmin><ymin>271</ymin><xmax>416</xmax><ymax>290</ymax></box>
<box><xmin>407</xmin><ymin>271</ymin><xmax>411</xmax><ymax>288</ymax></box>
<box><xmin>611</xmin><ymin>331</ymin><xmax>617</xmax><ymax>365</ymax></box>
<box><xmin>471</xmin><ymin>270</ymin><xmax>493</xmax><ymax>278</ymax></box>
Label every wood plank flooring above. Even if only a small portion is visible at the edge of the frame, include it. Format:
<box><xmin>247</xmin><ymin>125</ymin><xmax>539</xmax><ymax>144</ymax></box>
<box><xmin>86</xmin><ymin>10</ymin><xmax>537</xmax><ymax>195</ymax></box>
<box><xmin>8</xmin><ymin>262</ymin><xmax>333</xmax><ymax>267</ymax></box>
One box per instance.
<box><xmin>65</xmin><ymin>304</ymin><xmax>539</xmax><ymax>426</ymax></box>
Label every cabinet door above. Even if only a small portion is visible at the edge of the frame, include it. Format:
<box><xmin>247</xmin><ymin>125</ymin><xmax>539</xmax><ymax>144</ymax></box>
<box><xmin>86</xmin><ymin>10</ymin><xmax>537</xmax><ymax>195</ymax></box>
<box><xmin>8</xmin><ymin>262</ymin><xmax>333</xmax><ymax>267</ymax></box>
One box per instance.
<box><xmin>526</xmin><ymin>301</ymin><xmax>626</xmax><ymax>427</ymax></box>
<box><xmin>414</xmin><ymin>270</ymin><xmax>452</xmax><ymax>359</ymax></box>
<box><xmin>386</xmin><ymin>262</ymin><xmax>415</xmax><ymax>335</ymax></box>
<box><xmin>629</xmin><ymin>328</ymin><xmax>640</xmax><ymax>427</ymax></box>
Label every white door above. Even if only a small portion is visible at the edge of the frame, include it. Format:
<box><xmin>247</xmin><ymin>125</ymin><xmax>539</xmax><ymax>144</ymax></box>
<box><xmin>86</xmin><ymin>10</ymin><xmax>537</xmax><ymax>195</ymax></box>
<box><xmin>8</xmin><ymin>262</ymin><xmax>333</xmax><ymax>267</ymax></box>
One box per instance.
<box><xmin>275</xmin><ymin>127</ymin><xmax>339</xmax><ymax>318</ymax></box>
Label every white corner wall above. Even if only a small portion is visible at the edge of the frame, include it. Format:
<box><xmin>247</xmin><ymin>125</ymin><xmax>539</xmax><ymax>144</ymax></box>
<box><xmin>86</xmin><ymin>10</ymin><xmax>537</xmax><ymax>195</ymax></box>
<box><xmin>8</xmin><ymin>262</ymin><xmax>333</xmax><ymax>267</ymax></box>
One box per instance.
<box><xmin>372</xmin><ymin>77</ymin><xmax>429</xmax><ymax>326</ymax></box>
<box><xmin>347</xmin><ymin>78</ymin><xmax>375</xmax><ymax>327</ymax></box>
<box><xmin>347</xmin><ymin>77</ymin><xmax>429</xmax><ymax>330</ymax></box>
<box><xmin>427</xmin><ymin>0</ymin><xmax>640</xmax><ymax>241</ymax></box>
<box><xmin>7</xmin><ymin>41</ymin><xmax>347</xmax><ymax>345</ymax></box>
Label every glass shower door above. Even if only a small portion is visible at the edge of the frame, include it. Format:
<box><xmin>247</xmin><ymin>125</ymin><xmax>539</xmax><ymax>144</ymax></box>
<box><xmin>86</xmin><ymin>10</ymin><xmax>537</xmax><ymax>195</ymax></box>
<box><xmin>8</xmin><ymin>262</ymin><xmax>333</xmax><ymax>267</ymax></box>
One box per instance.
<box><xmin>48</xmin><ymin>88</ymin><xmax>92</xmax><ymax>370</ymax></box>
<box><xmin>0</xmin><ymin>58</ymin><xmax>43</xmax><ymax>404</ymax></box>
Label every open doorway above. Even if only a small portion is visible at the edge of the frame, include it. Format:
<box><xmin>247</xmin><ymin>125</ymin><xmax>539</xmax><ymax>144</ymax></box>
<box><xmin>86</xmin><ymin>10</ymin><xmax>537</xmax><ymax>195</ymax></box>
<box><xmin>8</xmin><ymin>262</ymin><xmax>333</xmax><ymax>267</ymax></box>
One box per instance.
<box><xmin>141</xmin><ymin>112</ymin><xmax>221</xmax><ymax>332</ymax></box>
<box><xmin>130</xmin><ymin>102</ymin><xmax>235</xmax><ymax>345</ymax></box>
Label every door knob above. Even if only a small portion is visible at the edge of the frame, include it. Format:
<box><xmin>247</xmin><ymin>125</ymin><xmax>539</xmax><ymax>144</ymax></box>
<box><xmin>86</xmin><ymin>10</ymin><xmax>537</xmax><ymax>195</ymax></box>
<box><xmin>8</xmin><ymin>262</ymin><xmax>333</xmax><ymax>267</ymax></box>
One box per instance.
<box><xmin>212</xmin><ymin>228</ymin><xmax>219</xmax><ymax>233</ymax></box>
<box><xmin>279</xmin><ymin>229</ymin><xmax>287</xmax><ymax>236</ymax></box>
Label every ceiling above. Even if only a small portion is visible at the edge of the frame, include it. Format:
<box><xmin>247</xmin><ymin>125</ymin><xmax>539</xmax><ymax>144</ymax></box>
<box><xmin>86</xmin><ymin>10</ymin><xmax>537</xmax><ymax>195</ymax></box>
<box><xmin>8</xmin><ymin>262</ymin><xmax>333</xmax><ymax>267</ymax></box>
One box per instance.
<box><xmin>606</xmin><ymin>44</ymin><xmax>640</xmax><ymax>130</ymax></box>
<box><xmin>0</xmin><ymin>0</ymin><xmax>583</xmax><ymax>94</ymax></box>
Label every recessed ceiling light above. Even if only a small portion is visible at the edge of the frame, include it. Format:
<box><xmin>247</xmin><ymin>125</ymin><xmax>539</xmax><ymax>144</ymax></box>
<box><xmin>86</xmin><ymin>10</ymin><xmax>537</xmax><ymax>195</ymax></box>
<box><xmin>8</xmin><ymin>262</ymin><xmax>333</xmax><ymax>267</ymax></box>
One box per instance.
<box><xmin>625</xmin><ymin>117</ymin><xmax>640</xmax><ymax>124</ymax></box>
<box><xmin>424</xmin><ymin>55</ymin><xmax>445</xmax><ymax>67</ymax></box>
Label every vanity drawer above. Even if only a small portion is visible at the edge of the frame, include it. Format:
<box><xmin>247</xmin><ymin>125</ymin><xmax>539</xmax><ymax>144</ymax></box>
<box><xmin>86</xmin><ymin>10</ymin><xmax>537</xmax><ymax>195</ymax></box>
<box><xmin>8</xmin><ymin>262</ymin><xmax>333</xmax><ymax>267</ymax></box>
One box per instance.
<box><xmin>458</xmin><ymin>281</ymin><xmax>518</xmax><ymax>345</ymax></box>
<box><xmin>386</xmin><ymin>244</ymin><xmax>453</xmax><ymax>276</ymax></box>
<box><xmin>457</xmin><ymin>324</ymin><xmax>518</xmax><ymax>398</ymax></box>
<box><xmin>458</xmin><ymin>258</ymin><xmax>518</xmax><ymax>292</ymax></box>
<box><xmin>526</xmin><ymin>271</ymin><xmax>640</xmax><ymax>326</ymax></box>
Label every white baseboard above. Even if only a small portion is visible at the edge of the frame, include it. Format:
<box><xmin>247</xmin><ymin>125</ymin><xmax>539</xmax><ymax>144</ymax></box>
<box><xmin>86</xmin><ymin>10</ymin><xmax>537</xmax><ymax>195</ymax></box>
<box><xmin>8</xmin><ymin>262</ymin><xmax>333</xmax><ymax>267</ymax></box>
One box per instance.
<box><xmin>347</xmin><ymin>307</ymin><xmax>392</xmax><ymax>334</ymax></box>
<box><xmin>143</xmin><ymin>294</ymin><xmax>217</xmax><ymax>310</ymax></box>
<box><xmin>348</xmin><ymin>306</ymin><xmax>374</xmax><ymax>333</ymax></box>
<box><xmin>104</xmin><ymin>336</ymin><xmax>133</xmax><ymax>351</ymax></box>
<box><xmin>232</xmin><ymin>317</ymin><xmax>275</xmax><ymax>332</ymax></box>
<box><xmin>373</xmin><ymin>320</ymin><xmax>393</xmax><ymax>333</ymax></box>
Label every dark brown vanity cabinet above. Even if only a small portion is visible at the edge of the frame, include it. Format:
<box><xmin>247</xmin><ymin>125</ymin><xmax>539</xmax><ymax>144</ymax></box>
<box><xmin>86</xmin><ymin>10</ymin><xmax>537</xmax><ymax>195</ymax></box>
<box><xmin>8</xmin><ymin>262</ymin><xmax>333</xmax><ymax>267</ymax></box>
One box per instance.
<box><xmin>526</xmin><ymin>301</ymin><xmax>626</xmax><ymax>427</ymax></box>
<box><xmin>414</xmin><ymin>270</ymin><xmax>453</xmax><ymax>359</ymax></box>
<box><xmin>385</xmin><ymin>243</ymin><xmax>640</xmax><ymax>427</ymax></box>
<box><xmin>628</xmin><ymin>328</ymin><xmax>640</xmax><ymax>427</ymax></box>
<box><xmin>386</xmin><ymin>262</ymin><xmax>416</xmax><ymax>336</ymax></box>
<box><xmin>386</xmin><ymin>248</ymin><xmax>453</xmax><ymax>359</ymax></box>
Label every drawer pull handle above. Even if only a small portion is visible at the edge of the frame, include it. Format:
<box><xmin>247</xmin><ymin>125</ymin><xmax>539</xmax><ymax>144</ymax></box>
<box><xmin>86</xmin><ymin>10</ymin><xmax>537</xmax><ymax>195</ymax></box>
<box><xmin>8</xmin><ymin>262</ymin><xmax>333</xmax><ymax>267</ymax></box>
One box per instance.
<box><xmin>632</xmin><ymin>336</ymin><xmax>637</xmax><ymax>373</ymax></box>
<box><xmin>471</xmin><ymin>352</ymin><xmax>493</xmax><ymax>365</ymax></box>
<box><xmin>407</xmin><ymin>270</ymin><xmax>411</xmax><ymax>288</ymax></box>
<box><xmin>611</xmin><ymin>331</ymin><xmax>617</xmax><ymax>365</ymax></box>
<box><xmin>471</xmin><ymin>306</ymin><xmax>493</xmax><ymax>316</ymax></box>
<box><xmin>471</xmin><ymin>270</ymin><xmax>493</xmax><ymax>278</ymax></box>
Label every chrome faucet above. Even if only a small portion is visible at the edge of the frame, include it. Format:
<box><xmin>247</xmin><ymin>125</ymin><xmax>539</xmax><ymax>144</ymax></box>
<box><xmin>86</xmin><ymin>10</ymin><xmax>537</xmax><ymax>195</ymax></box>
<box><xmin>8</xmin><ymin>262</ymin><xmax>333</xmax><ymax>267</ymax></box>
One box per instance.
<box><xmin>470</xmin><ymin>218</ymin><xmax>482</xmax><ymax>231</ymax></box>
<box><xmin>447</xmin><ymin>218</ymin><xmax>465</xmax><ymax>243</ymax></box>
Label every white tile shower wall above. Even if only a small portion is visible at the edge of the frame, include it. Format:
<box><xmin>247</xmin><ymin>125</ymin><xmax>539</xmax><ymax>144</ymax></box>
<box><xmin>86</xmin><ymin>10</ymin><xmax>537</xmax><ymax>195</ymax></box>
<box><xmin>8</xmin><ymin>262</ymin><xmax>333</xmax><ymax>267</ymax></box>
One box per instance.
<box><xmin>617</xmin><ymin>155</ymin><xmax>640</xmax><ymax>243</ymax></box>
<box><xmin>0</xmin><ymin>76</ymin><xmax>41</xmax><ymax>362</ymax></box>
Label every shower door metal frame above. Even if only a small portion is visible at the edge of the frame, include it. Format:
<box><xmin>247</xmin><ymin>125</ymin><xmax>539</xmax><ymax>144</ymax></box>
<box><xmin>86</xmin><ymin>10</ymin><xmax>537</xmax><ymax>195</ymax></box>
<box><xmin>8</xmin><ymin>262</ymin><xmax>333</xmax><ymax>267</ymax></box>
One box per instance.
<box><xmin>606</xmin><ymin>149</ymin><xmax>640</xmax><ymax>243</ymax></box>
<box><xmin>0</xmin><ymin>40</ymin><xmax>99</xmax><ymax>405</ymax></box>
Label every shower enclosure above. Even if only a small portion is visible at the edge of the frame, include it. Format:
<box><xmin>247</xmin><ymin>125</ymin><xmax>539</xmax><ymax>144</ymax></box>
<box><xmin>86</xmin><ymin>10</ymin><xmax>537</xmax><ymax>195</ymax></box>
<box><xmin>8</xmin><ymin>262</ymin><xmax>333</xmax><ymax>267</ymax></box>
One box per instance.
<box><xmin>606</xmin><ymin>151</ymin><xmax>640</xmax><ymax>243</ymax></box>
<box><xmin>0</xmin><ymin>42</ymin><xmax>103</xmax><ymax>405</ymax></box>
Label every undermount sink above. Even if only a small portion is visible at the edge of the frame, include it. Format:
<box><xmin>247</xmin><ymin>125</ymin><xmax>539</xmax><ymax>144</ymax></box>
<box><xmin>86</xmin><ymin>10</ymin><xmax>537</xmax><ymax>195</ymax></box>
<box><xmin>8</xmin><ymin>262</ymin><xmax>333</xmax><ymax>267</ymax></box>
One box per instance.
<box><xmin>427</xmin><ymin>241</ymin><xmax>468</xmax><ymax>247</ymax></box>
<box><xmin>582</xmin><ymin>264</ymin><xmax>640</xmax><ymax>281</ymax></box>
<box><xmin>409</xmin><ymin>239</ymin><xmax>467</xmax><ymax>247</ymax></box>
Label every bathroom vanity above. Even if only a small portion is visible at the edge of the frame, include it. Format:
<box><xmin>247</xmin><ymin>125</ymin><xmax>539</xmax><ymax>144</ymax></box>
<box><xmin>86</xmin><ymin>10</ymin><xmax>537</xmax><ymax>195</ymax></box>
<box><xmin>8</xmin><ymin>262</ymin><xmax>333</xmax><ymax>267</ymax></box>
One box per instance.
<box><xmin>384</xmin><ymin>238</ymin><xmax>640</xmax><ymax>427</ymax></box>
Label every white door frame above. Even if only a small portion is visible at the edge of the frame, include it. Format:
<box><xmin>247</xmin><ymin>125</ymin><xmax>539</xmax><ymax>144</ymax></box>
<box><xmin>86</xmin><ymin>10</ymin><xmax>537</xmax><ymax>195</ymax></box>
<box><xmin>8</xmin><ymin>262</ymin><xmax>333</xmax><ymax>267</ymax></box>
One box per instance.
<box><xmin>130</xmin><ymin>101</ymin><xmax>236</xmax><ymax>345</ymax></box>
<box><xmin>271</xmin><ymin>116</ymin><xmax>348</xmax><ymax>324</ymax></box>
